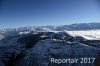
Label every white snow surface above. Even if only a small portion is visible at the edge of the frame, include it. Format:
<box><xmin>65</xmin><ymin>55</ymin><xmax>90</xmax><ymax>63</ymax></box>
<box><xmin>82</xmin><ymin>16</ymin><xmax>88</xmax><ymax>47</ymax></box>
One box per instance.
<box><xmin>0</xmin><ymin>35</ymin><xmax>4</xmax><ymax>40</ymax></box>
<box><xmin>66</xmin><ymin>30</ymin><xmax>100</xmax><ymax>40</ymax></box>
<box><xmin>19</xmin><ymin>31</ymin><xmax>30</xmax><ymax>35</ymax></box>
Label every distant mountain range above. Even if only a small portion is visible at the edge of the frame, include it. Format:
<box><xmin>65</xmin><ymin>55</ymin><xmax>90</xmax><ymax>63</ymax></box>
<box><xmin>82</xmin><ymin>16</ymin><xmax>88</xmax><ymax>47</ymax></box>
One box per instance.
<box><xmin>0</xmin><ymin>22</ymin><xmax>100</xmax><ymax>36</ymax></box>
<box><xmin>56</xmin><ymin>22</ymin><xmax>100</xmax><ymax>30</ymax></box>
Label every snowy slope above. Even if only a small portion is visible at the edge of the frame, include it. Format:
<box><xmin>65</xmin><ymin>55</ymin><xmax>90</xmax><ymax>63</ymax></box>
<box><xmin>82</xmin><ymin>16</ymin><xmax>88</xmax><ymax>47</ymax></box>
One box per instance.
<box><xmin>14</xmin><ymin>39</ymin><xmax>100</xmax><ymax>66</ymax></box>
<box><xmin>0</xmin><ymin>31</ymin><xmax>100</xmax><ymax>66</ymax></box>
<box><xmin>0</xmin><ymin>35</ymin><xmax>4</xmax><ymax>40</ymax></box>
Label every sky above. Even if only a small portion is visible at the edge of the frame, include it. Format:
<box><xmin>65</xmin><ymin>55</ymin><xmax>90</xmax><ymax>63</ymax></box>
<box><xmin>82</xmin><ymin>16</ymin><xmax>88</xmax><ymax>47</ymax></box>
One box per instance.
<box><xmin>0</xmin><ymin>0</ymin><xmax>100</xmax><ymax>28</ymax></box>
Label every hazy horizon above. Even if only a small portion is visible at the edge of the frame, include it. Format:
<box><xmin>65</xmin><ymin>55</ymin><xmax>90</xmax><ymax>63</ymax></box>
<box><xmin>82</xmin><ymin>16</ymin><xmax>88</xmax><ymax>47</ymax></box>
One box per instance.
<box><xmin>0</xmin><ymin>22</ymin><xmax>100</xmax><ymax>30</ymax></box>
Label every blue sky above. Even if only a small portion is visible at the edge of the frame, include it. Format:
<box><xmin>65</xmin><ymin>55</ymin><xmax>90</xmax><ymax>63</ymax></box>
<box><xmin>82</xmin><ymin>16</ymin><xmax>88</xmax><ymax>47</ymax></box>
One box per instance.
<box><xmin>0</xmin><ymin>0</ymin><xmax>100</xmax><ymax>28</ymax></box>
